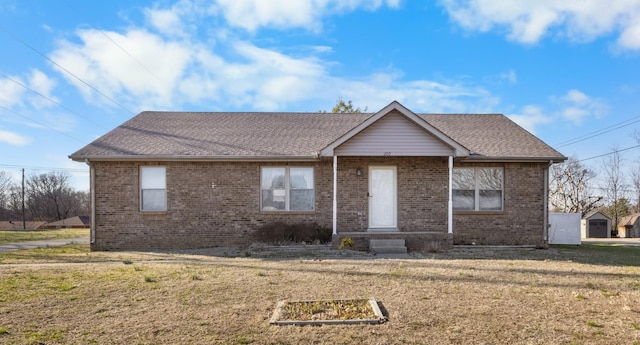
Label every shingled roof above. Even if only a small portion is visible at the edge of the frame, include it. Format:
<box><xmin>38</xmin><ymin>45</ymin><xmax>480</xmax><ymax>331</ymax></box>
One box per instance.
<box><xmin>70</xmin><ymin>103</ymin><xmax>565</xmax><ymax>162</ymax></box>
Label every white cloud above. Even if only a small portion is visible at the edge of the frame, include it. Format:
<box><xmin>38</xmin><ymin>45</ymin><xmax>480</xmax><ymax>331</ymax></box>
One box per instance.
<box><xmin>26</xmin><ymin>69</ymin><xmax>58</xmax><ymax>109</ymax></box>
<box><xmin>556</xmin><ymin>89</ymin><xmax>608</xmax><ymax>124</ymax></box>
<box><xmin>508</xmin><ymin>105</ymin><xmax>552</xmax><ymax>134</ymax></box>
<box><xmin>0</xmin><ymin>129</ymin><xmax>31</xmax><ymax>146</ymax></box>
<box><xmin>47</xmin><ymin>0</ymin><xmax>499</xmax><ymax>114</ymax></box>
<box><xmin>214</xmin><ymin>0</ymin><xmax>401</xmax><ymax>32</ymax></box>
<box><xmin>0</xmin><ymin>79</ymin><xmax>24</xmax><ymax>109</ymax></box>
<box><xmin>50</xmin><ymin>29</ymin><xmax>192</xmax><ymax>109</ymax></box>
<box><xmin>440</xmin><ymin>0</ymin><xmax>640</xmax><ymax>50</ymax></box>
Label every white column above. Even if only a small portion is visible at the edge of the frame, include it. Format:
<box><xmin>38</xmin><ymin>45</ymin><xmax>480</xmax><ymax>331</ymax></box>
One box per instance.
<box><xmin>333</xmin><ymin>155</ymin><xmax>338</xmax><ymax>235</ymax></box>
<box><xmin>448</xmin><ymin>156</ymin><xmax>453</xmax><ymax>235</ymax></box>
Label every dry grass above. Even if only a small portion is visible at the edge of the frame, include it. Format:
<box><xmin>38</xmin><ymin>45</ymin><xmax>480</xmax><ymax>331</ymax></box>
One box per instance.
<box><xmin>0</xmin><ymin>228</ymin><xmax>89</xmax><ymax>245</ymax></box>
<box><xmin>0</xmin><ymin>244</ymin><xmax>639</xmax><ymax>344</ymax></box>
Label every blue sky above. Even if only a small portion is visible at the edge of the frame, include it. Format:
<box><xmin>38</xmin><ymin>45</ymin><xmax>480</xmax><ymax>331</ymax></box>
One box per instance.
<box><xmin>1</xmin><ymin>0</ymin><xmax>640</xmax><ymax>191</ymax></box>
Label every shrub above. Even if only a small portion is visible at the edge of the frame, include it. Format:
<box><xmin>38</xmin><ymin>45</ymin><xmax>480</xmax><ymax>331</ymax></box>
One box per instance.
<box><xmin>253</xmin><ymin>222</ymin><xmax>332</xmax><ymax>244</ymax></box>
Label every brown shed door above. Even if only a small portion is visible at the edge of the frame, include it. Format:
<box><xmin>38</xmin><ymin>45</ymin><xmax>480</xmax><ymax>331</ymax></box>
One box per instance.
<box><xmin>588</xmin><ymin>219</ymin><xmax>608</xmax><ymax>238</ymax></box>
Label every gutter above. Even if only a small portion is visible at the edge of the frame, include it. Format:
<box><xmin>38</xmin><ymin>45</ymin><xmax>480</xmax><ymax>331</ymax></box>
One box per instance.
<box><xmin>69</xmin><ymin>154</ymin><xmax>323</xmax><ymax>163</ymax></box>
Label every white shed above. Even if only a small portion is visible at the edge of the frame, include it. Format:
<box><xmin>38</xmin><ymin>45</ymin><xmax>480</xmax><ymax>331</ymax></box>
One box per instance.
<box><xmin>581</xmin><ymin>211</ymin><xmax>611</xmax><ymax>238</ymax></box>
<box><xmin>549</xmin><ymin>213</ymin><xmax>581</xmax><ymax>245</ymax></box>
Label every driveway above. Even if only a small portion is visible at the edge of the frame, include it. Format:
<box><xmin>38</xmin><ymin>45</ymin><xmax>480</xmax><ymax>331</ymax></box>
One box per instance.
<box><xmin>0</xmin><ymin>237</ymin><xmax>89</xmax><ymax>252</ymax></box>
<box><xmin>581</xmin><ymin>237</ymin><xmax>640</xmax><ymax>247</ymax></box>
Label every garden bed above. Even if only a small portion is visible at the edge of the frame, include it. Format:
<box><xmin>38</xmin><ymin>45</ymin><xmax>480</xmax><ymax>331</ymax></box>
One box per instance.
<box><xmin>270</xmin><ymin>297</ymin><xmax>386</xmax><ymax>325</ymax></box>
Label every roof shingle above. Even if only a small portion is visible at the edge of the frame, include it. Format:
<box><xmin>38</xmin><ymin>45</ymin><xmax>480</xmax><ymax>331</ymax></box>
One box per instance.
<box><xmin>70</xmin><ymin>110</ymin><xmax>565</xmax><ymax>161</ymax></box>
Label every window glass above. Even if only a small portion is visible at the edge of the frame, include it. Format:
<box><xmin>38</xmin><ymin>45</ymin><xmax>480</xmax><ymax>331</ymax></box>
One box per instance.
<box><xmin>453</xmin><ymin>167</ymin><xmax>503</xmax><ymax>211</ymax></box>
<box><xmin>261</xmin><ymin>167</ymin><xmax>314</xmax><ymax>211</ymax></box>
<box><xmin>140</xmin><ymin>166</ymin><xmax>166</xmax><ymax>211</ymax></box>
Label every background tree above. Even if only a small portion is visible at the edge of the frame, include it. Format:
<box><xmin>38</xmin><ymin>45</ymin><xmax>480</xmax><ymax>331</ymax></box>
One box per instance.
<box><xmin>0</xmin><ymin>171</ymin><xmax>15</xmax><ymax>219</ymax></box>
<box><xmin>631</xmin><ymin>166</ymin><xmax>640</xmax><ymax>214</ymax></box>
<box><xmin>320</xmin><ymin>98</ymin><xmax>367</xmax><ymax>113</ymax></box>
<box><xmin>600</xmin><ymin>148</ymin><xmax>629</xmax><ymax>235</ymax></box>
<box><xmin>25</xmin><ymin>171</ymin><xmax>78</xmax><ymax>221</ymax></box>
<box><xmin>548</xmin><ymin>157</ymin><xmax>600</xmax><ymax>216</ymax></box>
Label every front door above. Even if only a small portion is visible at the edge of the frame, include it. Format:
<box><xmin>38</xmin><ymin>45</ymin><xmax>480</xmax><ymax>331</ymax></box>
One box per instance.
<box><xmin>369</xmin><ymin>166</ymin><xmax>397</xmax><ymax>229</ymax></box>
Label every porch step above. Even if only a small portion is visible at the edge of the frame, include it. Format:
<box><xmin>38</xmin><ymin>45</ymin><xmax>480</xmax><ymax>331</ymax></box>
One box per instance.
<box><xmin>369</xmin><ymin>239</ymin><xmax>407</xmax><ymax>255</ymax></box>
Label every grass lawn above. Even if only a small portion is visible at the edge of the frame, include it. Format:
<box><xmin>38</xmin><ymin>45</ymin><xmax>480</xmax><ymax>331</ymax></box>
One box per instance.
<box><xmin>0</xmin><ymin>244</ymin><xmax>639</xmax><ymax>344</ymax></box>
<box><xmin>0</xmin><ymin>228</ymin><xmax>89</xmax><ymax>245</ymax></box>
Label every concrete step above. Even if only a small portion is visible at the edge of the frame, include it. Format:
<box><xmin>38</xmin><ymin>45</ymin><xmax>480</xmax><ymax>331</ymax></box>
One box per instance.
<box><xmin>370</xmin><ymin>245</ymin><xmax>408</xmax><ymax>255</ymax></box>
<box><xmin>370</xmin><ymin>239</ymin><xmax>407</xmax><ymax>255</ymax></box>
<box><xmin>370</xmin><ymin>239</ymin><xmax>405</xmax><ymax>247</ymax></box>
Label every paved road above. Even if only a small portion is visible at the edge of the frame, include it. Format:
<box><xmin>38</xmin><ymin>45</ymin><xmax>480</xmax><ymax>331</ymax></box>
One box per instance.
<box><xmin>0</xmin><ymin>237</ymin><xmax>89</xmax><ymax>252</ymax></box>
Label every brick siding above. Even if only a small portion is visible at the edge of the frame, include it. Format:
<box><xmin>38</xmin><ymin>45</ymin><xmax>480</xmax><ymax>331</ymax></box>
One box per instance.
<box><xmin>90</xmin><ymin>159</ymin><xmax>548</xmax><ymax>251</ymax></box>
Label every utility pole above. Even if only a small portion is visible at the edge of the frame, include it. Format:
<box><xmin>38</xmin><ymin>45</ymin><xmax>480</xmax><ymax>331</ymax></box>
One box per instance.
<box><xmin>22</xmin><ymin>168</ymin><xmax>25</xmax><ymax>230</ymax></box>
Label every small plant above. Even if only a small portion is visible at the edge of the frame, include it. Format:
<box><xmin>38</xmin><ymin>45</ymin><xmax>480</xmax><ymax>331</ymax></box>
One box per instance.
<box><xmin>191</xmin><ymin>273</ymin><xmax>203</xmax><ymax>281</ymax></box>
<box><xmin>575</xmin><ymin>294</ymin><xmax>587</xmax><ymax>300</ymax></box>
<box><xmin>144</xmin><ymin>276</ymin><xmax>157</xmax><ymax>283</ymax></box>
<box><xmin>0</xmin><ymin>326</ymin><xmax>8</xmax><ymax>335</ymax></box>
<box><xmin>122</xmin><ymin>259</ymin><xmax>133</xmax><ymax>265</ymax></box>
<box><xmin>632</xmin><ymin>323</ymin><xmax>640</xmax><ymax>330</ymax></box>
<box><xmin>587</xmin><ymin>321</ymin><xmax>603</xmax><ymax>328</ymax></box>
<box><xmin>134</xmin><ymin>266</ymin><xmax>143</xmax><ymax>271</ymax></box>
<box><xmin>339</xmin><ymin>237</ymin><xmax>354</xmax><ymax>250</ymax></box>
<box><xmin>256</xmin><ymin>271</ymin><xmax>266</xmax><ymax>277</ymax></box>
<box><xmin>585</xmin><ymin>282</ymin><xmax>595</xmax><ymax>289</ymax></box>
<box><xmin>600</xmin><ymin>289</ymin><xmax>619</xmax><ymax>297</ymax></box>
<box><xmin>238</xmin><ymin>337</ymin><xmax>253</xmax><ymax>344</ymax></box>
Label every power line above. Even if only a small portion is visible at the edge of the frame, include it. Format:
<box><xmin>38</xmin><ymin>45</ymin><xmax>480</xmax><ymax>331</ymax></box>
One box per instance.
<box><xmin>0</xmin><ymin>105</ymin><xmax>85</xmax><ymax>143</ymax></box>
<box><xmin>577</xmin><ymin>144</ymin><xmax>640</xmax><ymax>162</ymax></box>
<box><xmin>0</xmin><ymin>72</ymin><xmax>108</xmax><ymax>130</ymax></box>
<box><xmin>61</xmin><ymin>0</ymin><xmax>163</xmax><ymax>83</ymax></box>
<box><xmin>0</xmin><ymin>25</ymin><xmax>135</xmax><ymax>115</ymax></box>
<box><xmin>554</xmin><ymin>114</ymin><xmax>640</xmax><ymax>148</ymax></box>
<box><xmin>0</xmin><ymin>163</ymin><xmax>88</xmax><ymax>173</ymax></box>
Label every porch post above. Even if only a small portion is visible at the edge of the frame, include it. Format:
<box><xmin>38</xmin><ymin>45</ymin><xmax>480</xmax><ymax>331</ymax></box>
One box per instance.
<box><xmin>333</xmin><ymin>155</ymin><xmax>337</xmax><ymax>235</ymax></box>
<box><xmin>448</xmin><ymin>156</ymin><xmax>453</xmax><ymax>235</ymax></box>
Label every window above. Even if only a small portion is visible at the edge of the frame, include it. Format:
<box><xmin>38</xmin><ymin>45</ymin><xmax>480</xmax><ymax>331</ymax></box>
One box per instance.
<box><xmin>261</xmin><ymin>167</ymin><xmax>314</xmax><ymax>211</ymax></box>
<box><xmin>453</xmin><ymin>167</ymin><xmax>503</xmax><ymax>211</ymax></box>
<box><xmin>140</xmin><ymin>166</ymin><xmax>166</xmax><ymax>211</ymax></box>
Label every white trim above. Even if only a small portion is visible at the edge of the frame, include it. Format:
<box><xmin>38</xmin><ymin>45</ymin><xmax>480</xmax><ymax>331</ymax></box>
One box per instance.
<box><xmin>368</xmin><ymin>165</ymin><xmax>397</xmax><ymax>229</ymax></box>
<box><xmin>90</xmin><ymin>163</ymin><xmax>96</xmax><ymax>244</ymax></box>
<box><xmin>320</xmin><ymin>101</ymin><xmax>470</xmax><ymax>157</ymax></box>
<box><xmin>260</xmin><ymin>166</ymin><xmax>315</xmax><ymax>212</ymax></box>
<box><xmin>333</xmin><ymin>156</ymin><xmax>337</xmax><ymax>235</ymax></box>
<box><xmin>140</xmin><ymin>166</ymin><xmax>167</xmax><ymax>212</ymax></box>
<box><xmin>448</xmin><ymin>156</ymin><xmax>453</xmax><ymax>235</ymax></box>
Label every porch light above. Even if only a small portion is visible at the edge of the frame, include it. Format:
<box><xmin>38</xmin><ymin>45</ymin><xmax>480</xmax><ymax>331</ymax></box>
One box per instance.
<box><xmin>356</xmin><ymin>168</ymin><xmax>363</xmax><ymax>176</ymax></box>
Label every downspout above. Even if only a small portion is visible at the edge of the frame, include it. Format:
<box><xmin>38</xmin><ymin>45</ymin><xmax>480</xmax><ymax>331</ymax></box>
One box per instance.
<box><xmin>87</xmin><ymin>159</ymin><xmax>96</xmax><ymax>245</ymax></box>
<box><xmin>333</xmin><ymin>155</ymin><xmax>337</xmax><ymax>235</ymax></box>
<box><xmin>448</xmin><ymin>156</ymin><xmax>453</xmax><ymax>236</ymax></box>
<box><xmin>543</xmin><ymin>160</ymin><xmax>552</xmax><ymax>247</ymax></box>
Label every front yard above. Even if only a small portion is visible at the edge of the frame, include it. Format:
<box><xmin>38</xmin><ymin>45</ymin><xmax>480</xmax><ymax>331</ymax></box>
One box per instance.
<box><xmin>0</xmin><ymin>243</ymin><xmax>639</xmax><ymax>344</ymax></box>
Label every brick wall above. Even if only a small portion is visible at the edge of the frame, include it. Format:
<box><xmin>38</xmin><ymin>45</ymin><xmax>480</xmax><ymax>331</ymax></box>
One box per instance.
<box><xmin>91</xmin><ymin>160</ymin><xmax>333</xmax><ymax>250</ymax></box>
<box><xmin>452</xmin><ymin>162</ymin><xmax>548</xmax><ymax>247</ymax></box>
<box><xmin>91</xmin><ymin>159</ymin><xmax>548</xmax><ymax>251</ymax></box>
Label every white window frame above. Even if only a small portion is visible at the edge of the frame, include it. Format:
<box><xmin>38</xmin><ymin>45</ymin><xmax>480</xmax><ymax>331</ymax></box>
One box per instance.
<box><xmin>260</xmin><ymin>167</ymin><xmax>314</xmax><ymax>212</ymax></box>
<box><xmin>452</xmin><ymin>167</ymin><xmax>504</xmax><ymax>211</ymax></box>
<box><xmin>140</xmin><ymin>166</ymin><xmax>167</xmax><ymax>212</ymax></box>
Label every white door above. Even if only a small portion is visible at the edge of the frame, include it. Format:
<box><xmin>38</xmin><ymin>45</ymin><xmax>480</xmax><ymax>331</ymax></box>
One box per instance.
<box><xmin>369</xmin><ymin>166</ymin><xmax>397</xmax><ymax>229</ymax></box>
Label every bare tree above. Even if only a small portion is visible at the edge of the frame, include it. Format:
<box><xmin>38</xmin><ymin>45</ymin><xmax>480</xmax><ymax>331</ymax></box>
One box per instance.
<box><xmin>631</xmin><ymin>167</ymin><xmax>640</xmax><ymax>214</ymax></box>
<box><xmin>0</xmin><ymin>171</ymin><xmax>15</xmax><ymax>219</ymax></box>
<box><xmin>600</xmin><ymin>148</ymin><xmax>629</xmax><ymax>235</ymax></box>
<box><xmin>549</xmin><ymin>157</ymin><xmax>600</xmax><ymax>216</ymax></box>
<box><xmin>25</xmin><ymin>171</ymin><xmax>78</xmax><ymax>221</ymax></box>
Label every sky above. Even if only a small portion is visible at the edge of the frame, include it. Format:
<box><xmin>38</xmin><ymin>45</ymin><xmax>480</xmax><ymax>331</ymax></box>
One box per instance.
<box><xmin>1</xmin><ymin>0</ymin><xmax>640</xmax><ymax>191</ymax></box>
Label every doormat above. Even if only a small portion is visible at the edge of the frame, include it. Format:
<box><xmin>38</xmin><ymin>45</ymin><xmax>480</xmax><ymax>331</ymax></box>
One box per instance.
<box><xmin>270</xmin><ymin>297</ymin><xmax>386</xmax><ymax>325</ymax></box>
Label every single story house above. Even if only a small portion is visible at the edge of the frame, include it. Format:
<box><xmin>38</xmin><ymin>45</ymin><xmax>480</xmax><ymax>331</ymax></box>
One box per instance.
<box><xmin>43</xmin><ymin>216</ymin><xmax>90</xmax><ymax>229</ymax></box>
<box><xmin>618</xmin><ymin>213</ymin><xmax>640</xmax><ymax>238</ymax></box>
<box><xmin>581</xmin><ymin>211</ymin><xmax>611</xmax><ymax>238</ymax></box>
<box><xmin>69</xmin><ymin>101</ymin><xmax>566</xmax><ymax>251</ymax></box>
